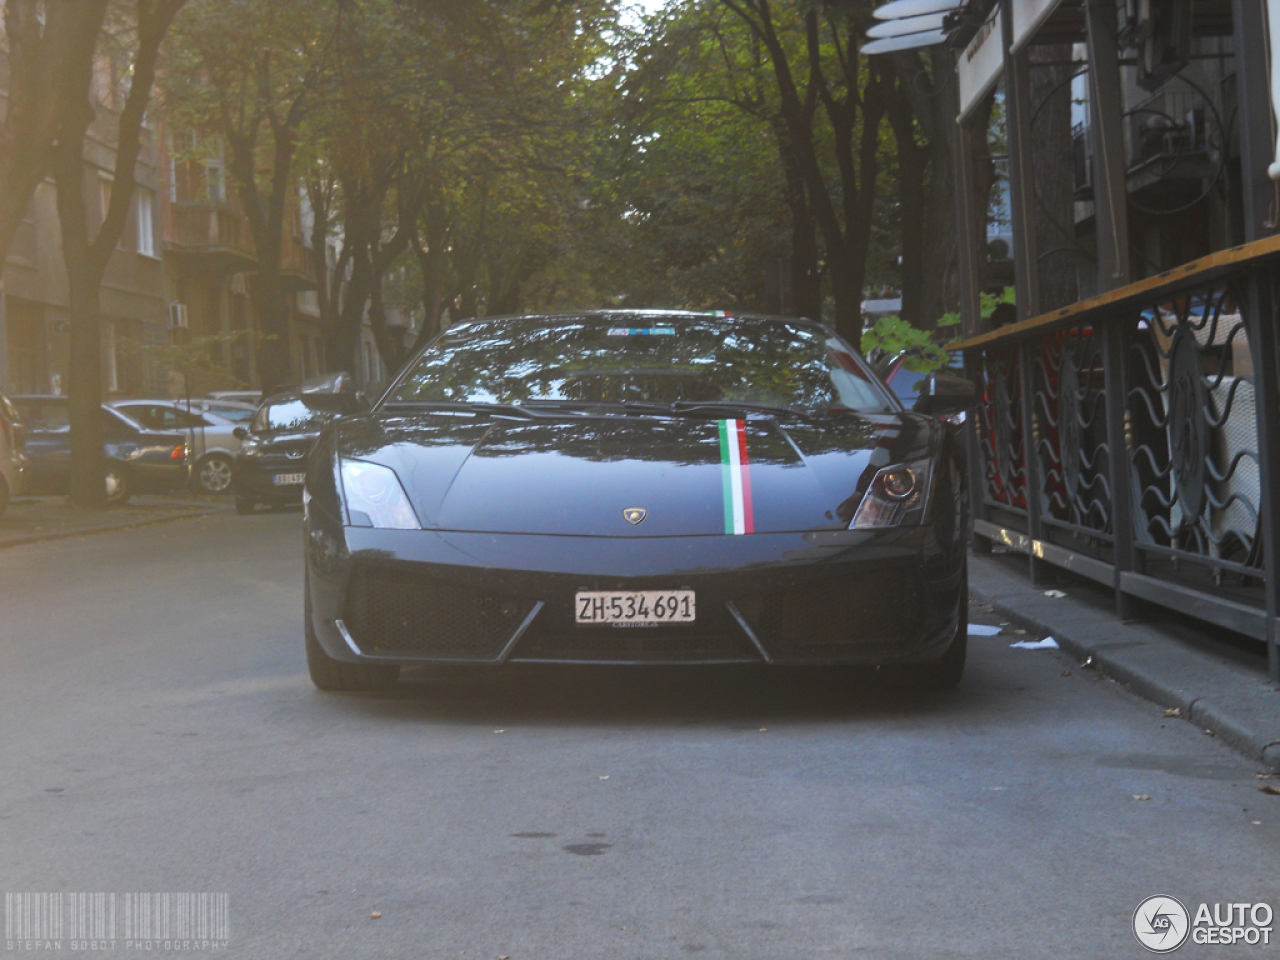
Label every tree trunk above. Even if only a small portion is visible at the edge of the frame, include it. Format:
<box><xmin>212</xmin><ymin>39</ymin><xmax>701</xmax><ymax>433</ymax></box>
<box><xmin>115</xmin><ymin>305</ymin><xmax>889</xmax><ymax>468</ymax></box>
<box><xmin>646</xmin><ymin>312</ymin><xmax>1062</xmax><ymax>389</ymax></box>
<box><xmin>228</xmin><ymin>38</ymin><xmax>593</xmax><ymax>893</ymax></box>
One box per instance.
<box><xmin>770</xmin><ymin>116</ymin><xmax>820</xmax><ymax>320</ymax></box>
<box><xmin>1030</xmin><ymin>44</ymin><xmax>1078</xmax><ymax>311</ymax></box>
<box><xmin>66</xmin><ymin>267</ymin><xmax>106</xmax><ymax>508</ymax></box>
<box><xmin>248</xmin><ymin>271</ymin><xmax>293</xmax><ymax>393</ymax></box>
<box><xmin>887</xmin><ymin>71</ymin><xmax>927</xmax><ymax>328</ymax></box>
<box><xmin>0</xmin><ymin>0</ymin><xmax>108</xmax><ymax>268</ymax></box>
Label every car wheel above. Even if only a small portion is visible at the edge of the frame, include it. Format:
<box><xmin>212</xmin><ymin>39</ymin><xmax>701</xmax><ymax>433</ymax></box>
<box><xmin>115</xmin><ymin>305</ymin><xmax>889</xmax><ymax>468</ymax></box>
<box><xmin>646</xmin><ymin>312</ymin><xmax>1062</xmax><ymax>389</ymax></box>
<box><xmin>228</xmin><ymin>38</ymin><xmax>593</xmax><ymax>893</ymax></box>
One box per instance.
<box><xmin>234</xmin><ymin>497</ymin><xmax>256</xmax><ymax>515</ymax></box>
<box><xmin>105</xmin><ymin>466</ymin><xmax>131</xmax><ymax>505</ymax></box>
<box><xmin>919</xmin><ymin>577</ymin><xmax>968</xmax><ymax>691</ymax></box>
<box><xmin>305</xmin><ymin>570</ymin><xmax>399</xmax><ymax>692</ymax></box>
<box><xmin>0</xmin><ymin>474</ymin><xmax>9</xmax><ymax>518</ymax></box>
<box><xmin>196</xmin><ymin>454</ymin><xmax>234</xmax><ymax>494</ymax></box>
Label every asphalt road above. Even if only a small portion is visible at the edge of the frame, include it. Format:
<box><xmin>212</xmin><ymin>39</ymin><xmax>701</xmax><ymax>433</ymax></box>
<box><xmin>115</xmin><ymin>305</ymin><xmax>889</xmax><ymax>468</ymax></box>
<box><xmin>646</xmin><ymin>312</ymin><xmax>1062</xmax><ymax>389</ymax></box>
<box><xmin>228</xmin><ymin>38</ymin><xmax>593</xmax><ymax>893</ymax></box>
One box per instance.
<box><xmin>1</xmin><ymin>510</ymin><xmax>1277</xmax><ymax>959</ymax></box>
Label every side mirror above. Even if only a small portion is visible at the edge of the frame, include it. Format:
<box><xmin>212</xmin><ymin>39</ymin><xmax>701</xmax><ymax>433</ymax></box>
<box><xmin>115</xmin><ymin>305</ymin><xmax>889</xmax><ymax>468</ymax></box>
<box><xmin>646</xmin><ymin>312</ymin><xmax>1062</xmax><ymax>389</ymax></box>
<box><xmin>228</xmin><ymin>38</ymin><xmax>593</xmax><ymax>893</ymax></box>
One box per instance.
<box><xmin>300</xmin><ymin>372</ymin><xmax>357</xmax><ymax>413</ymax></box>
<box><xmin>914</xmin><ymin>372</ymin><xmax>977</xmax><ymax>415</ymax></box>
<box><xmin>233</xmin><ymin>426</ymin><xmax>249</xmax><ymax>440</ymax></box>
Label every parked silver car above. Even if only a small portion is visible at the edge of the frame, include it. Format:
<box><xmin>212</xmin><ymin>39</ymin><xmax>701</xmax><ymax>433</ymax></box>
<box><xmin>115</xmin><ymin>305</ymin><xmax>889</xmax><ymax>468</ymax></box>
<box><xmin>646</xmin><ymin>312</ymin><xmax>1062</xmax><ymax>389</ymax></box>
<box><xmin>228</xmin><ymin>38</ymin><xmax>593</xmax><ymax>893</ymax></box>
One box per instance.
<box><xmin>110</xmin><ymin>400</ymin><xmax>245</xmax><ymax>494</ymax></box>
<box><xmin>0</xmin><ymin>388</ymin><xmax>28</xmax><ymax>516</ymax></box>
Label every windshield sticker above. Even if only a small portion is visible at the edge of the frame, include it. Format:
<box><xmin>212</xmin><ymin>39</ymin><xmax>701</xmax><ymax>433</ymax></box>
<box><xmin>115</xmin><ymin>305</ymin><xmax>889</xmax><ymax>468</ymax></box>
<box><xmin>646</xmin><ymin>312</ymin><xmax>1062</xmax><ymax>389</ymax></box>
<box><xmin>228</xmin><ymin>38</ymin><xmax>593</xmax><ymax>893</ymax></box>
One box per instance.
<box><xmin>718</xmin><ymin>419</ymin><xmax>755</xmax><ymax>535</ymax></box>
<box><xmin>606</xmin><ymin>327</ymin><xmax>676</xmax><ymax>336</ymax></box>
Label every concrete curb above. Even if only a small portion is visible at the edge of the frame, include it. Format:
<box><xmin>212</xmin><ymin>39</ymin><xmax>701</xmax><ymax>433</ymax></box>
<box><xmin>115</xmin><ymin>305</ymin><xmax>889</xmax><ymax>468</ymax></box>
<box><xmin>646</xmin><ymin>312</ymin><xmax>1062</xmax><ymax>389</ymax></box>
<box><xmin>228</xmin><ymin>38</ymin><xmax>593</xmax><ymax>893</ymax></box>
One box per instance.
<box><xmin>970</xmin><ymin>554</ymin><xmax>1280</xmax><ymax>773</ymax></box>
<box><xmin>0</xmin><ymin>506</ymin><xmax>222</xmax><ymax>551</ymax></box>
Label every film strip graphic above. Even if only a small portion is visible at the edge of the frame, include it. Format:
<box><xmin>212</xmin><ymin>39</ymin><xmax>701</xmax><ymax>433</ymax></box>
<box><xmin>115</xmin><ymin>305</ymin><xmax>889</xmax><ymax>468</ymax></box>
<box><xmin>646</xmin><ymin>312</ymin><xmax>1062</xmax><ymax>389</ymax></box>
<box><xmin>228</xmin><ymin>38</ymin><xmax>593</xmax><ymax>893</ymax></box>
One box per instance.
<box><xmin>5</xmin><ymin>892</ymin><xmax>229</xmax><ymax>942</ymax></box>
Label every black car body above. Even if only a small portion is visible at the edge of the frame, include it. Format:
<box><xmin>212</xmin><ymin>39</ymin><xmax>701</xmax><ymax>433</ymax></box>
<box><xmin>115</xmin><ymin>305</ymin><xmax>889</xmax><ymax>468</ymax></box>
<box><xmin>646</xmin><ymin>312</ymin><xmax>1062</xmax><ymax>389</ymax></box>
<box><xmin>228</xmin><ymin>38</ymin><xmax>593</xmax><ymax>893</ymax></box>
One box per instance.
<box><xmin>232</xmin><ymin>378</ymin><xmax>363</xmax><ymax>514</ymax></box>
<box><xmin>12</xmin><ymin>396</ymin><xmax>189</xmax><ymax>504</ymax></box>
<box><xmin>302</xmin><ymin>311</ymin><xmax>974</xmax><ymax>691</ymax></box>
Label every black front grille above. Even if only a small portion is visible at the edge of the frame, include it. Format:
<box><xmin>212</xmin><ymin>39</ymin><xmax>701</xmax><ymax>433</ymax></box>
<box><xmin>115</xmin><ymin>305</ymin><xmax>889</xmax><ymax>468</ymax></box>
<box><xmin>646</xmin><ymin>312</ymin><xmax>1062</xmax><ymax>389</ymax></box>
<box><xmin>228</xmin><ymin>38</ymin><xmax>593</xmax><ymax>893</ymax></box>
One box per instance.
<box><xmin>343</xmin><ymin>566</ymin><xmax>533</xmax><ymax>659</ymax></box>
<box><xmin>514</xmin><ymin>621</ymin><xmax>756</xmax><ymax>662</ymax></box>
<box><xmin>748</xmin><ymin>566</ymin><xmax>924</xmax><ymax>657</ymax></box>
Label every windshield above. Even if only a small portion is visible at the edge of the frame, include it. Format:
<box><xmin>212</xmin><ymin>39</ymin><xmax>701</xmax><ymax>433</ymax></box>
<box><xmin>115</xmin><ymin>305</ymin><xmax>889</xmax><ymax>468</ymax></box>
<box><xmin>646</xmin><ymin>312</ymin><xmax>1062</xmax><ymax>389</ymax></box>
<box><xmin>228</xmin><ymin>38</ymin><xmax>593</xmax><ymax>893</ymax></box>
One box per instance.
<box><xmin>251</xmin><ymin>399</ymin><xmax>336</xmax><ymax>433</ymax></box>
<box><xmin>387</xmin><ymin>315</ymin><xmax>895</xmax><ymax>415</ymax></box>
<box><xmin>207</xmin><ymin>404</ymin><xmax>256</xmax><ymax>423</ymax></box>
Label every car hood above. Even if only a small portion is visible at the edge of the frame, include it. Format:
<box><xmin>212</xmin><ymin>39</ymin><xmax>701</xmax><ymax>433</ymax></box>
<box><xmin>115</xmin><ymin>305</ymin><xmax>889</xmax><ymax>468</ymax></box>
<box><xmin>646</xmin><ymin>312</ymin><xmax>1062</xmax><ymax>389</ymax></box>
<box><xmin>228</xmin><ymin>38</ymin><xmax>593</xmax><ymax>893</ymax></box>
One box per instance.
<box><xmin>335</xmin><ymin>413</ymin><xmax>936</xmax><ymax>536</ymax></box>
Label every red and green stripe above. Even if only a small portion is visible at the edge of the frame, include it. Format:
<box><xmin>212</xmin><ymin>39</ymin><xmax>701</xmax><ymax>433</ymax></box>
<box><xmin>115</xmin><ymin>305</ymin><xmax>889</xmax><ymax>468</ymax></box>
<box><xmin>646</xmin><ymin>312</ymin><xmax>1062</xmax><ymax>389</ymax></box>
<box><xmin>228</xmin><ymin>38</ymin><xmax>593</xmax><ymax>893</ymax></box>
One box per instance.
<box><xmin>717</xmin><ymin>419</ymin><xmax>754</xmax><ymax>535</ymax></box>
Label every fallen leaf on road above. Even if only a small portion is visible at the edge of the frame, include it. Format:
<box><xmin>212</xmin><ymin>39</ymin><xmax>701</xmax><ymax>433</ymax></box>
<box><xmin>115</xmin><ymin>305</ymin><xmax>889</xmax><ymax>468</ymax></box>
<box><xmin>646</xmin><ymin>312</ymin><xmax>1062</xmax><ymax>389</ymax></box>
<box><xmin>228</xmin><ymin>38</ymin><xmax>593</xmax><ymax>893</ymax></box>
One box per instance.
<box><xmin>1258</xmin><ymin>785</ymin><xmax>1280</xmax><ymax>796</ymax></box>
<box><xmin>1044</xmin><ymin>589</ymin><xmax>1067</xmax><ymax>598</ymax></box>
<box><xmin>1205</xmin><ymin>729</ymin><xmax>1215</xmax><ymax>736</ymax></box>
<box><xmin>371</xmin><ymin>912</ymin><xmax>381</xmax><ymax>919</ymax></box>
<box><xmin>1253</xmin><ymin>820</ymin><xmax>1263</xmax><ymax>825</ymax></box>
<box><xmin>1132</xmin><ymin>794</ymin><xmax>1152</xmax><ymax>801</ymax></box>
<box><xmin>1061</xmin><ymin>670</ymin><xmax>1072</xmax><ymax>677</ymax></box>
<box><xmin>493</xmin><ymin>729</ymin><xmax>505</xmax><ymax>734</ymax></box>
<box><xmin>759</xmin><ymin>728</ymin><xmax>767</xmax><ymax>732</ymax></box>
<box><xmin>1012</xmin><ymin>628</ymin><xmax>1027</xmax><ymax>635</ymax></box>
<box><xmin>599</xmin><ymin>775</ymin><xmax>610</xmax><ymax>780</ymax></box>
<box><xmin>1162</xmin><ymin>708</ymin><xmax>1181</xmax><ymax>718</ymax></box>
<box><xmin>981</xmin><ymin>603</ymin><xmax>994</xmax><ymax>614</ymax></box>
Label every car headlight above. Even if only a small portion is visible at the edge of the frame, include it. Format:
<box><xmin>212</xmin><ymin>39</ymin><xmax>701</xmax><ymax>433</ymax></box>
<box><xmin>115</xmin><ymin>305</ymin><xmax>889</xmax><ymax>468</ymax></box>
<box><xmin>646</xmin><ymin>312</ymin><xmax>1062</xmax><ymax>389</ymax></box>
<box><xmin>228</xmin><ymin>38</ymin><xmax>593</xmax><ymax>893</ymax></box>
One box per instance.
<box><xmin>239</xmin><ymin>438</ymin><xmax>261</xmax><ymax>457</ymax></box>
<box><xmin>340</xmin><ymin>459</ymin><xmax>420</xmax><ymax>530</ymax></box>
<box><xmin>850</xmin><ymin>459</ymin><xmax>930</xmax><ymax>528</ymax></box>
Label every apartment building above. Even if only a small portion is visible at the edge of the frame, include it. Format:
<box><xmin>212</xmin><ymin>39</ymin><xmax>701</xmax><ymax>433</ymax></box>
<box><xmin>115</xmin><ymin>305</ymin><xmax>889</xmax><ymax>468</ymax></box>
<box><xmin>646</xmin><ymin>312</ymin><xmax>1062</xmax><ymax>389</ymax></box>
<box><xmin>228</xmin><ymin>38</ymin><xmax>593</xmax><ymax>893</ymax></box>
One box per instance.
<box><xmin>0</xmin><ymin>53</ymin><xmax>330</xmax><ymax>399</ymax></box>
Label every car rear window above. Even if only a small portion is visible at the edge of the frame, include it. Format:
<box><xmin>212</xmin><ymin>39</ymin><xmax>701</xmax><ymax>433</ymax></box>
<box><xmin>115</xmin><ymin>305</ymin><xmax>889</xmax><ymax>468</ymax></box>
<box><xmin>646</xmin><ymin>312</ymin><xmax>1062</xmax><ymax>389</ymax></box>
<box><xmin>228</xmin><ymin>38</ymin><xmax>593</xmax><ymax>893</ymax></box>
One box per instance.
<box><xmin>388</xmin><ymin>314</ymin><xmax>895</xmax><ymax>415</ymax></box>
<box><xmin>18</xmin><ymin>402</ymin><xmax>69</xmax><ymax>431</ymax></box>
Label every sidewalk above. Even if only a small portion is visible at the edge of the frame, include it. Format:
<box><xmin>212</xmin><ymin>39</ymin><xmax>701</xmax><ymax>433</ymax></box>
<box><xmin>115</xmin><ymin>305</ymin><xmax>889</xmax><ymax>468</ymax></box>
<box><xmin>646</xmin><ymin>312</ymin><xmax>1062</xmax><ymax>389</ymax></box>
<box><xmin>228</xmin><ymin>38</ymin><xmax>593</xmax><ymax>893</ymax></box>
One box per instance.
<box><xmin>970</xmin><ymin>552</ymin><xmax>1280</xmax><ymax>772</ymax></box>
<box><xmin>0</xmin><ymin>494</ymin><xmax>230</xmax><ymax>550</ymax></box>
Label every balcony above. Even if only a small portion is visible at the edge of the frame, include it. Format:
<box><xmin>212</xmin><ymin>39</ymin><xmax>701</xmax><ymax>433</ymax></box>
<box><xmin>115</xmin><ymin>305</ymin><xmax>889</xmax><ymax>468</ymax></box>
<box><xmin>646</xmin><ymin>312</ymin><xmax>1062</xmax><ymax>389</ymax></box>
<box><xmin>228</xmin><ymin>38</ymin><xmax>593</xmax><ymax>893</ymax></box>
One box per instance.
<box><xmin>163</xmin><ymin>203</ymin><xmax>257</xmax><ymax>273</ymax></box>
<box><xmin>278</xmin><ymin>230</ymin><xmax>317</xmax><ymax>291</ymax></box>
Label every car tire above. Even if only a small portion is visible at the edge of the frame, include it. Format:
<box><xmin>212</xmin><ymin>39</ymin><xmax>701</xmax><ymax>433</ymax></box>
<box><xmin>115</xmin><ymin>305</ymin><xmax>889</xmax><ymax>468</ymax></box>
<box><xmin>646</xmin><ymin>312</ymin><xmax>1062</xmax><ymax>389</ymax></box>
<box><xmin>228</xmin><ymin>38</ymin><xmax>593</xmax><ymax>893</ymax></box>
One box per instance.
<box><xmin>919</xmin><ymin>577</ymin><xmax>967</xmax><ymax>691</ymax></box>
<box><xmin>305</xmin><ymin>570</ymin><xmax>399</xmax><ymax>692</ymax></box>
<box><xmin>196</xmin><ymin>454</ymin><xmax>234</xmax><ymax>494</ymax></box>
<box><xmin>234</xmin><ymin>497</ymin><xmax>255</xmax><ymax>515</ymax></box>
<box><xmin>104</xmin><ymin>465</ymin><xmax>131</xmax><ymax>506</ymax></box>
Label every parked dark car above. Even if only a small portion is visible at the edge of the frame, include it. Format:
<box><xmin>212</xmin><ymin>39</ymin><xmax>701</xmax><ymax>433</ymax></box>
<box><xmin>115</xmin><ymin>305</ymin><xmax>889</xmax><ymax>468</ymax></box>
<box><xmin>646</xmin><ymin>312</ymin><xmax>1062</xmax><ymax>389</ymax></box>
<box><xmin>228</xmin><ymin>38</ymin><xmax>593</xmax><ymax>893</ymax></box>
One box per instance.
<box><xmin>0</xmin><ymin>387</ymin><xmax>29</xmax><ymax>516</ymax></box>
<box><xmin>12</xmin><ymin>396</ymin><xmax>190</xmax><ymax>505</ymax></box>
<box><xmin>302</xmin><ymin>310</ymin><xmax>976</xmax><ymax>693</ymax></box>
<box><xmin>231</xmin><ymin>375</ymin><xmax>365</xmax><ymax>515</ymax></box>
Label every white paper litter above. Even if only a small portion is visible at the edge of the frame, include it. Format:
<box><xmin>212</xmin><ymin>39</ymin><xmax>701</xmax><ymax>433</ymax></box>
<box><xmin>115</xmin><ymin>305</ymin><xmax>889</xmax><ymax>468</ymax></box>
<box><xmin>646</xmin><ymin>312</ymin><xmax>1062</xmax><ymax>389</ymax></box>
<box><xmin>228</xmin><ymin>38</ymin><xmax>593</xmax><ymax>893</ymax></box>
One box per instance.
<box><xmin>1044</xmin><ymin>589</ymin><xmax>1067</xmax><ymax>598</ymax></box>
<box><xmin>968</xmin><ymin>624</ymin><xmax>1003</xmax><ymax>636</ymax></box>
<box><xmin>1010</xmin><ymin>636</ymin><xmax>1059</xmax><ymax>650</ymax></box>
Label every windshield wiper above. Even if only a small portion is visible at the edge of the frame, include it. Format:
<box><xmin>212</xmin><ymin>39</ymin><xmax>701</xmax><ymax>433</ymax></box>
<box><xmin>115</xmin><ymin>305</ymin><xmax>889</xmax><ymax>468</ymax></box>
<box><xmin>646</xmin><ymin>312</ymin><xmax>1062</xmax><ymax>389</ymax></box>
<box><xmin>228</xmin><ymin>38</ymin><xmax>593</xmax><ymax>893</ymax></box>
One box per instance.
<box><xmin>381</xmin><ymin>401</ymin><xmax>543</xmax><ymax>419</ymax></box>
<box><xmin>522</xmin><ymin>400</ymin><xmax>671</xmax><ymax>416</ymax></box>
<box><xmin>667</xmin><ymin>400</ymin><xmax>809</xmax><ymax>419</ymax></box>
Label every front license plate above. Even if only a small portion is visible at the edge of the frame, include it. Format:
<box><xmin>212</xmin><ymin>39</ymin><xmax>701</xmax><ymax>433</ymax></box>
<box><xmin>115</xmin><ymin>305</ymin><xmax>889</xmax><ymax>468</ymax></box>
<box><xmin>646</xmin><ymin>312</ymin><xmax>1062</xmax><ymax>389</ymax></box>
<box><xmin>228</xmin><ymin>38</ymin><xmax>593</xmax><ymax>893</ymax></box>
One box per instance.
<box><xmin>575</xmin><ymin>590</ymin><xmax>696</xmax><ymax>626</ymax></box>
<box><xmin>273</xmin><ymin>473</ymin><xmax>306</xmax><ymax>486</ymax></box>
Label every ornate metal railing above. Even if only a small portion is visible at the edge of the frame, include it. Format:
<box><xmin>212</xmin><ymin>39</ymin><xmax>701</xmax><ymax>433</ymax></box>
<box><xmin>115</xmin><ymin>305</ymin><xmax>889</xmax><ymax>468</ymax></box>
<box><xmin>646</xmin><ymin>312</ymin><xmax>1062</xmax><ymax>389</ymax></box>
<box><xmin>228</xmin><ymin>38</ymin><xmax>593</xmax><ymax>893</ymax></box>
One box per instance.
<box><xmin>954</xmin><ymin>236</ymin><xmax>1280</xmax><ymax>673</ymax></box>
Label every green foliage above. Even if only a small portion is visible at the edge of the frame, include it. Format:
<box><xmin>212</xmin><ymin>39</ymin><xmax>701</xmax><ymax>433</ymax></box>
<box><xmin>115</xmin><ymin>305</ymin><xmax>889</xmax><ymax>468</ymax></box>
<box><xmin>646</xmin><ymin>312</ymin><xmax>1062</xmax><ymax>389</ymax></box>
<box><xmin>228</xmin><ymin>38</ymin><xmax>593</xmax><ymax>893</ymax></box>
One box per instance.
<box><xmin>981</xmin><ymin>286</ymin><xmax>1016</xmax><ymax>318</ymax></box>
<box><xmin>860</xmin><ymin>315</ymin><xmax>948</xmax><ymax>372</ymax></box>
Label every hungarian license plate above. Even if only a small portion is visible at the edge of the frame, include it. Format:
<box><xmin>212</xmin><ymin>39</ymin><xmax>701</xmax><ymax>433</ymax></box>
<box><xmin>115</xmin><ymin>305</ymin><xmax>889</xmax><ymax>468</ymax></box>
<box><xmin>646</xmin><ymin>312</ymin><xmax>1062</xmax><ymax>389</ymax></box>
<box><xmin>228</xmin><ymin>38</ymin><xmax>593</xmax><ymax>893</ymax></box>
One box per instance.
<box><xmin>575</xmin><ymin>590</ymin><xmax>696</xmax><ymax>626</ymax></box>
<box><xmin>273</xmin><ymin>473</ymin><xmax>305</xmax><ymax>486</ymax></box>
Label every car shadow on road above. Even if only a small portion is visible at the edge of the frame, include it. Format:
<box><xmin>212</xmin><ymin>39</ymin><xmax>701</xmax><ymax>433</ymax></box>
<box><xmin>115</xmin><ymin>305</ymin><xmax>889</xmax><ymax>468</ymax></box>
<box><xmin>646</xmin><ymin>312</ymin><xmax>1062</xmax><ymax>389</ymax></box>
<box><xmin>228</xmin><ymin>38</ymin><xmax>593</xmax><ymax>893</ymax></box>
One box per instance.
<box><xmin>322</xmin><ymin>663</ymin><xmax>980</xmax><ymax>727</ymax></box>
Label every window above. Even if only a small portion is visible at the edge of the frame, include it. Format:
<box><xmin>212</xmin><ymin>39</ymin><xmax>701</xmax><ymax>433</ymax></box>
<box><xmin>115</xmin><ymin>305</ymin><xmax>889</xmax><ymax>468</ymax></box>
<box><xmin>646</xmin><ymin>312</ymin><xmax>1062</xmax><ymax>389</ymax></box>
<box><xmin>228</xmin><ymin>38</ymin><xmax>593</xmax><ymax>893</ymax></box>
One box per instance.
<box><xmin>136</xmin><ymin>191</ymin><xmax>155</xmax><ymax>256</ymax></box>
<box><xmin>105</xmin><ymin>322</ymin><xmax>119</xmax><ymax>393</ymax></box>
<box><xmin>205</xmin><ymin>160</ymin><xmax>224</xmax><ymax>205</ymax></box>
<box><xmin>98</xmin><ymin>174</ymin><xmax>113</xmax><ymax>223</ymax></box>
